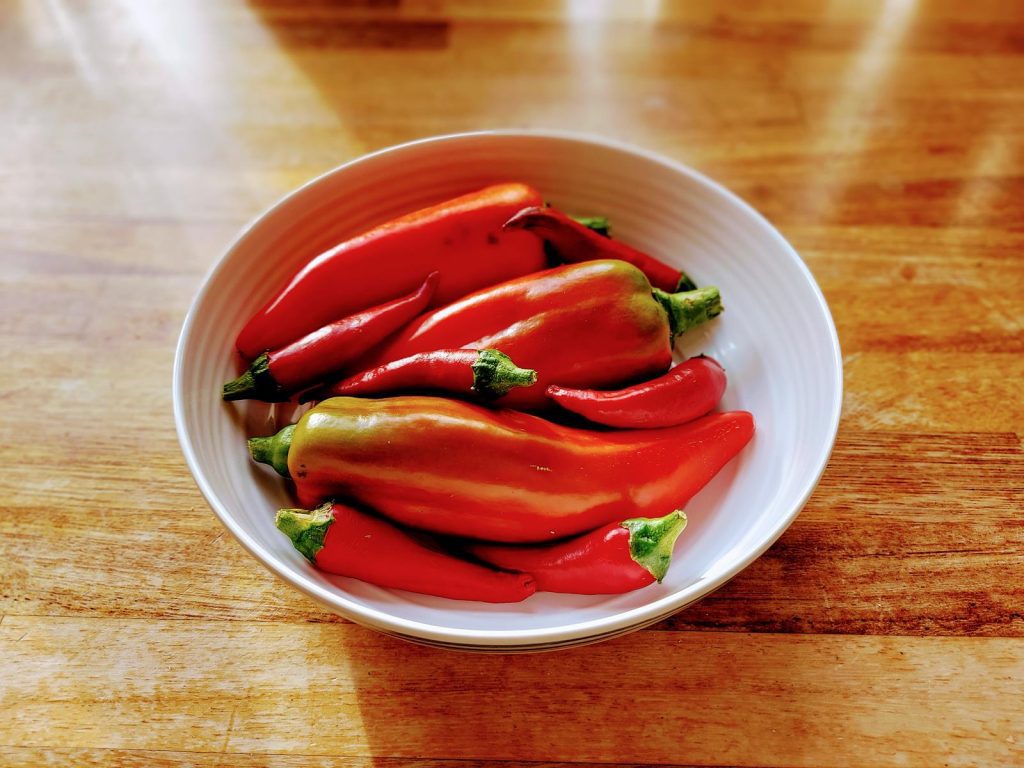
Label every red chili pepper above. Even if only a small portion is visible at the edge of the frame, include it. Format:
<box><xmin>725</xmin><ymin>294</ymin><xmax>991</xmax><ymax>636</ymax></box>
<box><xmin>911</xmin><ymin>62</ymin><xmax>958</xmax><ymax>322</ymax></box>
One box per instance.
<box><xmin>276</xmin><ymin>502</ymin><xmax>536</xmax><ymax>603</ymax></box>
<box><xmin>547</xmin><ymin>355</ymin><xmax>727</xmax><ymax>428</ymax></box>
<box><xmin>349</xmin><ymin>260</ymin><xmax>722</xmax><ymax>410</ymax></box>
<box><xmin>503</xmin><ymin>206</ymin><xmax>695</xmax><ymax>292</ymax></box>
<box><xmin>467</xmin><ymin>510</ymin><xmax>688</xmax><ymax>594</ymax></box>
<box><xmin>235</xmin><ymin>183</ymin><xmax>546</xmax><ymax>360</ymax></box>
<box><xmin>222</xmin><ymin>273</ymin><xmax>439</xmax><ymax>402</ymax></box>
<box><xmin>249</xmin><ymin>397</ymin><xmax>754</xmax><ymax>543</ymax></box>
<box><xmin>311</xmin><ymin>348</ymin><xmax>537</xmax><ymax>402</ymax></box>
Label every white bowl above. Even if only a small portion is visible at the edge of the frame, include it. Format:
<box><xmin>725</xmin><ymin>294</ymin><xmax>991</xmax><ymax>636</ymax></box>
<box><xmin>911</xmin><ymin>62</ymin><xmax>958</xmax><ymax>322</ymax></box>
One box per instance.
<box><xmin>174</xmin><ymin>131</ymin><xmax>842</xmax><ymax>651</ymax></box>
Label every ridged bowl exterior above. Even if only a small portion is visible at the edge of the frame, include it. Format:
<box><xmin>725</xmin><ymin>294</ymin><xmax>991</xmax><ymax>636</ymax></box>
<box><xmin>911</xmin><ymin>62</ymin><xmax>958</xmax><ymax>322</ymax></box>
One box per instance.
<box><xmin>174</xmin><ymin>131</ymin><xmax>842</xmax><ymax>650</ymax></box>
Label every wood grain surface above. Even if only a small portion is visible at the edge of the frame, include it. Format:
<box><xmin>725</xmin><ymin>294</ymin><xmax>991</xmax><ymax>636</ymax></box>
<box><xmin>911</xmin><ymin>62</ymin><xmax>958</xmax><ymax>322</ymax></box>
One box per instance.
<box><xmin>1</xmin><ymin>1</ymin><xmax>1022</xmax><ymax>766</ymax></box>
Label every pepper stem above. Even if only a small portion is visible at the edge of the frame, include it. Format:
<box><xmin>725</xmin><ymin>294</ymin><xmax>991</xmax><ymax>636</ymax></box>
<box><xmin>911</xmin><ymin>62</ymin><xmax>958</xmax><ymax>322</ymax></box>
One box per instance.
<box><xmin>652</xmin><ymin>285</ymin><xmax>723</xmax><ymax>343</ymax></box>
<box><xmin>471</xmin><ymin>349</ymin><xmax>538</xmax><ymax>399</ymax></box>
<box><xmin>223</xmin><ymin>353</ymin><xmax>285</xmax><ymax>402</ymax></box>
<box><xmin>570</xmin><ymin>215</ymin><xmax>610</xmax><ymax>237</ymax></box>
<box><xmin>622</xmin><ymin>510</ymin><xmax>688</xmax><ymax>583</ymax></box>
<box><xmin>275</xmin><ymin>503</ymin><xmax>334</xmax><ymax>563</ymax></box>
<box><xmin>247</xmin><ymin>424</ymin><xmax>295</xmax><ymax>478</ymax></box>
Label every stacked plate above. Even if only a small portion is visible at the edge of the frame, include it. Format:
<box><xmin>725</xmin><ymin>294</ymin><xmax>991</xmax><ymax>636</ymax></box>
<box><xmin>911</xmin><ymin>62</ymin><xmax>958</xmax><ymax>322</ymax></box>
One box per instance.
<box><xmin>174</xmin><ymin>131</ymin><xmax>842</xmax><ymax>652</ymax></box>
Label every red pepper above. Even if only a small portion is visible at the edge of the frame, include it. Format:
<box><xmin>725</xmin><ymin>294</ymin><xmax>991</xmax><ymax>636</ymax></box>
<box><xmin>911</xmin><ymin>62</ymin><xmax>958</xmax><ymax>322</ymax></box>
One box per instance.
<box><xmin>222</xmin><ymin>273</ymin><xmax>439</xmax><ymax>402</ymax></box>
<box><xmin>276</xmin><ymin>502</ymin><xmax>536</xmax><ymax>603</ymax></box>
<box><xmin>503</xmin><ymin>206</ymin><xmax>695</xmax><ymax>292</ymax></box>
<box><xmin>249</xmin><ymin>397</ymin><xmax>754</xmax><ymax>543</ymax></box>
<box><xmin>235</xmin><ymin>183</ymin><xmax>546</xmax><ymax>360</ymax></box>
<box><xmin>312</xmin><ymin>348</ymin><xmax>537</xmax><ymax>402</ymax></box>
<box><xmin>348</xmin><ymin>260</ymin><xmax>722</xmax><ymax>410</ymax></box>
<box><xmin>547</xmin><ymin>355</ymin><xmax>728</xmax><ymax>428</ymax></box>
<box><xmin>467</xmin><ymin>510</ymin><xmax>688</xmax><ymax>594</ymax></box>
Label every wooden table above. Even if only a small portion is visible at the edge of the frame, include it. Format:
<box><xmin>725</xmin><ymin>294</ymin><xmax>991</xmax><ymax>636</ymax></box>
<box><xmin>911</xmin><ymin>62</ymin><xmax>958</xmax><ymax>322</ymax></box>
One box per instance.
<box><xmin>2</xmin><ymin>2</ymin><xmax>1022</xmax><ymax>765</ymax></box>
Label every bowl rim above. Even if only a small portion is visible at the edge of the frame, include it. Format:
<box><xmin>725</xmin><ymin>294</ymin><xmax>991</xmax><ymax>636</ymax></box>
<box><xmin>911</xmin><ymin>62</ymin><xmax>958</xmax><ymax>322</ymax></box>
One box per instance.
<box><xmin>173</xmin><ymin>128</ymin><xmax>843</xmax><ymax>648</ymax></box>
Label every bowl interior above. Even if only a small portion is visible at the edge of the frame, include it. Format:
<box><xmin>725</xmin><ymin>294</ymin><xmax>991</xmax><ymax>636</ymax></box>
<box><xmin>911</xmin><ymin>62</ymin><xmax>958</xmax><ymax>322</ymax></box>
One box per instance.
<box><xmin>174</xmin><ymin>132</ymin><xmax>841</xmax><ymax>647</ymax></box>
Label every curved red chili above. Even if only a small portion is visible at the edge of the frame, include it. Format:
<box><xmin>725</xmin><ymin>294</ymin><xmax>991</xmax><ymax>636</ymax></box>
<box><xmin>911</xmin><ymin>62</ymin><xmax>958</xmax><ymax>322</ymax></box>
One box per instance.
<box><xmin>311</xmin><ymin>348</ymin><xmax>537</xmax><ymax>402</ymax></box>
<box><xmin>235</xmin><ymin>183</ymin><xmax>546</xmax><ymax>360</ymax></box>
<box><xmin>467</xmin><ymin>510</ymin><xmax>687</xmax><ymax>594</ymax></box>
<box><xmin>276</xmin><ymin>502</ymin><xmax>536</xmax><ymax>603</ymax></box>
<box><xmin>503</xmin><ymin>206</ymin><xmax>696</xmax><ymax>292</ymax></box>
<box><xmin>547</xmin><ymin>355</ymin><xmax>727</xmax><ymax>428</ymax></box>
<box><xmin>222</xmin><ymin>273</ymin><xmax>439</xmax><ymax>402</ymax></box>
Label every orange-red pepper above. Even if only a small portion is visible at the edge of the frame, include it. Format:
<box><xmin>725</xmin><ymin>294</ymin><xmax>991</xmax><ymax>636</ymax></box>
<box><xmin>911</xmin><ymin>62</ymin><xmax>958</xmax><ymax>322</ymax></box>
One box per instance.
<box><xmin>235</xmin><ymin>183</ymin><xmax>546</xmax><ymax>360</ymax></box>
<box><xmin>248</xmin><ymin>396</ymin><xmax>754</xmax><ymax>543</ymax></box>
<box><xmin>342</xmin><ymin>260</ymin><xmax>722</xmax><ymax>410</ymax></box>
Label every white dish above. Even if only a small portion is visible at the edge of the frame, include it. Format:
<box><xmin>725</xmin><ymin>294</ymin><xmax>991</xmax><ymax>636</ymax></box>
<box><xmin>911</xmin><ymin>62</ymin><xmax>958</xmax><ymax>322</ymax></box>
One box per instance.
<box><xmin>174</xmin><ymin>131</ymin><xmax>842</xmax><ymax>651</ymax></box>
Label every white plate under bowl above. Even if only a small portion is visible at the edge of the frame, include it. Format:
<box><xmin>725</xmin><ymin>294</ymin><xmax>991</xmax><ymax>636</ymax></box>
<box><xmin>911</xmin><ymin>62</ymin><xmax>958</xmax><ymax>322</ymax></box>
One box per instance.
<box><xmin>174</xmin><ymin>131</ymin><xmax>842</xmax><ymax>651</ymax></box>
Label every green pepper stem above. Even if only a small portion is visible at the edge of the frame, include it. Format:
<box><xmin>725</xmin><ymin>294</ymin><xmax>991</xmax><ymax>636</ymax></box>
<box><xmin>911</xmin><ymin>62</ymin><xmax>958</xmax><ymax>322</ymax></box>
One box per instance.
<box><xmin>223</xmin><ymin>353</ymin><xmax>286</xmax><ymax>402</ymax></box>
<box><xmin>471</xmin><ymin>349</ymin><xmax>538</xmax><ymax>399</ymax></box>
<box><xmin>622</xmin><ymin>510</ymin><xmax>688</xmax><ymax>583</ymax></box>
<box><xmin>223</xmin><ymin>368</ymin><xmax>258</xmax><ymax>400</ymax></box>
<box><xmin>570</xmin><ymin>215</ymin><xmax>611</xmax><ymax>237</ymax></box>
<box><xmin>275</xmin><ymin>503</ymin><xmax>334</xmax><ymax>563</ymax></box>
<box><xmin>247</xmin><ymin>424</ymin><xmax>295</xmax><ymax>478</ymax></box>
<box><xmin>652</xmin><ymin>285</ymin><xmax>723</xmax><ymax>342</ymax></box>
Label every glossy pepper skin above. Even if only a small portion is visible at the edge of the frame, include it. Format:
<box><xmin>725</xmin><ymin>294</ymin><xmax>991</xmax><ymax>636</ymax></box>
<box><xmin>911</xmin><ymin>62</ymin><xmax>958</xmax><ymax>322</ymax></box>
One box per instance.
<box><xmin>248</xmin><ymin>396</ymin><xmax>755</xmax><ymax>543</ymax></box>
<box><xmin>503</xmin><ymin>206</ymin><xmax>695</xmax><ymax>293</ymax></box>
<box><xmin>312</xmin><ymin>348</ymin><xmax>537</xmax><ymax>402</ymax></box>
<box><xmin>547</xmin><ymin>355</ymin><xmax>728</xmax><ymax>428</ymax></box>
<box><xmin>276</xmin><ymin>502</ymin><xmax>536</xmax><ymax>603</ymax></box>
<box><xmin>223</xmin><ymin>273</ymin><xmax>439</xmax><ymax>402</ymax></box>
<box><xmin>235</xmin><ymin>183</ymin><xmax>546</xmax><ymax>360</ymax></box>
<box><xmin>468</xmin><ymin>510</ymin><xmax>688</xmax><ymax>595</ymax></box>
<box><xmin>347</xmin><ymin>260</ymin><xmax>723</xmax><ymax>410</ymax></box>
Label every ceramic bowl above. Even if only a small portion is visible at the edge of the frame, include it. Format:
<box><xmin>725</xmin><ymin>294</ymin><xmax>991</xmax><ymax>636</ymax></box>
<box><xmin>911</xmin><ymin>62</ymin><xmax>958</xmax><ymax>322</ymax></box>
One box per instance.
<box><xmin>174</xmin><ymin>131</ymin><xmax>842</xmax><ymax>651</ymax></box>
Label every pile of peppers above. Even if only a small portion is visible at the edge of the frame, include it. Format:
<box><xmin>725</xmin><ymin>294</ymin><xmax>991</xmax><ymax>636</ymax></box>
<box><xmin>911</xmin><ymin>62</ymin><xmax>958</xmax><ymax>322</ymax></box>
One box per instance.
<box><xmin>225</xmin><ymin>183</ymin><xmax>755</xmax><ymax>603</ymax></box>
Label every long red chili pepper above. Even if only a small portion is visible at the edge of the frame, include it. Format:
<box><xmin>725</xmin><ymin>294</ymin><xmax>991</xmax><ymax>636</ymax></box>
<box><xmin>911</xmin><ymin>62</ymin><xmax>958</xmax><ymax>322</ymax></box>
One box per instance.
<box><xmin>235</xmin><ymin>182</ymin><xmax>546</xmax><ymax>360</ymax></box>
<box><xmin>347</xmin><ymin>260</ymin><xmax>722</xmax><ymax>410</ymax></box>
<box><xmin>311</xmin><ymin>348</ymin><xmax>537</xmax><ymax>402</ymax></box>
<box><xmin>223</xmin><ymin>273</ymin><xmax>439</xmax><ymax>402</ymax></box>
<box><xmin>467</xmin><ymin>510</ymin><xmax>688</xmax><ymax>595</ymax></box>
<box><xmin>503</xmin><ymin>206</ymin><xmax>696</xmax><ymax>292</ymax></box>
<box><xmin>248</xmin><ymin>396</ymin><xmax>754</xmax><ymax>543</ymax></box>
<box><xmin>547</xmin><ymin>355</ymin><xmax>728</xmax><ymax>428</ymax></box>
<box><xmin>276</xmin><ymin>502</ymin><xmax>536</xmax><ymax>603</ymax></box>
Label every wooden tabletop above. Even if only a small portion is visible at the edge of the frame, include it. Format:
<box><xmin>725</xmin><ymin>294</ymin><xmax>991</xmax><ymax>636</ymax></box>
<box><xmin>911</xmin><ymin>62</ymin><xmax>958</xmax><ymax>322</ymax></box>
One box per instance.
<box><xmin>2</xmin><ymin>1</ymin><xmax>1022</xmax><ymax>765</ymax></box>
